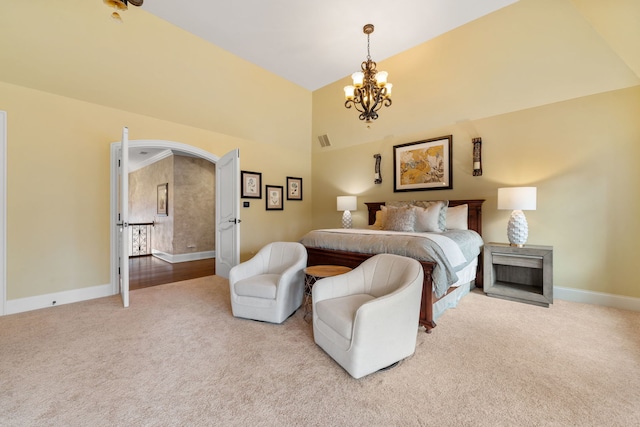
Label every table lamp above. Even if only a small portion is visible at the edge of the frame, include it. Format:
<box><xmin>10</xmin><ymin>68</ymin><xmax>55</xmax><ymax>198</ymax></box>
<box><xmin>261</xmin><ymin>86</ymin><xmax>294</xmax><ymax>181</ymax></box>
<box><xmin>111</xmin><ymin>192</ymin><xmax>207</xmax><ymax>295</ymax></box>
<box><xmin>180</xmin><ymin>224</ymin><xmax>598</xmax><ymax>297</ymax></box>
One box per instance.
<box><xmin>497</xmin><ymin>187</ymin><xmax>537</xmax><ymax>247</ymax></box>
<box><xmin>337</xmin><ymin>196</ymin><xmax>357</xmax><ymax>229</ymax></box>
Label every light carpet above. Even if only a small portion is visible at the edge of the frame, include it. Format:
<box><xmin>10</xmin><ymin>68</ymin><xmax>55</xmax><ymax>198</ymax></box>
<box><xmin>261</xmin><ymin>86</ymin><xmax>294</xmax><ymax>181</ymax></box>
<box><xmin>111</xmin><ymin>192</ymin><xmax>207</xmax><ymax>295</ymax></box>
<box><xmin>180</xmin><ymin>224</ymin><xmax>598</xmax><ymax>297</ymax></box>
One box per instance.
<box><xmin>1</xmin><ymin>276</ymin><xmax>639</xmax><ymax>426</ymax></box>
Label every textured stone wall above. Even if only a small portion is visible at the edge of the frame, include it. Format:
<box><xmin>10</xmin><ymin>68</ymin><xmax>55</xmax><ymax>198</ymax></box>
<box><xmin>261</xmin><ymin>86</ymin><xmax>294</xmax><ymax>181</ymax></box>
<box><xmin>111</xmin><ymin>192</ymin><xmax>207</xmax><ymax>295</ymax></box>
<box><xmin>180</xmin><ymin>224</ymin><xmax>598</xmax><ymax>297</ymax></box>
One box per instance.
<box><xmin>129</xmin><ymin>154</ymin><xmax>215</xmax><ymax>256</ymax></box>
<box><xmin>129</xmin><ymin>156</ymin><xmax>174</xmax><ymax>254</ymax></box>
<box><xmin>173</xmin><ymin>155</ymin><xmax>215</xmax><ymax>254</ymax></box>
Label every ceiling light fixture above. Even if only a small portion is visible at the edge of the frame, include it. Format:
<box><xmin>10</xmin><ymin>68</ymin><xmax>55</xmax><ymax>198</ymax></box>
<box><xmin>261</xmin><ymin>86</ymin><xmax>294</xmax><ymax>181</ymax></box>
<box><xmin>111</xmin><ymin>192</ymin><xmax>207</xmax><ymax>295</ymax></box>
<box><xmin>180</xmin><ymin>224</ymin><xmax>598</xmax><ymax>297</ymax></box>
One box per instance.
<box><xmin>103</xmin><ymin>0</ymin><xmax>143</xmax><ymax>23</ymax></box>
<box><xmin>344</xmin><ymin>24</ymin><xmax>392</xmax><ymax>124</ymax></box>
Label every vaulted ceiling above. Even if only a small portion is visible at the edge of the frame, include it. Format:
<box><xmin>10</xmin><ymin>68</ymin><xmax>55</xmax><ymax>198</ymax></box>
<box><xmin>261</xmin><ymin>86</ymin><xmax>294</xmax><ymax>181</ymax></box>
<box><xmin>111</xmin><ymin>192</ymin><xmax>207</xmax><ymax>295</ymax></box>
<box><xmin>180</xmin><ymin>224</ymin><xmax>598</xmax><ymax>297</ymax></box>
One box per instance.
<box><xmin>141</xmin><ymin>0</ymin><xmax>519</xmax><ymax>91</ymax></box>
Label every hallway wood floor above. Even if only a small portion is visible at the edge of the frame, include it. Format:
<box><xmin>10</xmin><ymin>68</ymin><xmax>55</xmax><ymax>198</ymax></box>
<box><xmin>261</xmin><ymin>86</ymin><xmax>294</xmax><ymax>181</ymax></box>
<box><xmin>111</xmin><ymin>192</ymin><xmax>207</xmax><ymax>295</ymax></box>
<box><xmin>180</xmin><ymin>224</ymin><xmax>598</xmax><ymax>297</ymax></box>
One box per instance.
<box><xmin>129</xmin><ymin>256</ymin><xmax>215</xmax><ymax>290</ymax></box>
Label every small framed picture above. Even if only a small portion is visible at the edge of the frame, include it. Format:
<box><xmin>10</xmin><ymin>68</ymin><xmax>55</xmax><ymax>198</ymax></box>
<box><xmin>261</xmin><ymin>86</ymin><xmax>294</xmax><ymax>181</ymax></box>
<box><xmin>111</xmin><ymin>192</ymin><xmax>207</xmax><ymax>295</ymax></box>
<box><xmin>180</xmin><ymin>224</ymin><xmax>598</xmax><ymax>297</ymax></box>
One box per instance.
<box><xmin>286</xmin><ymin>176</ymin><xmax>303</xmax><ymax>201</ymax></box>
<box><xmin>157</xmin><ymin>183</ymin><xmax>168</xmax><ymax>216</ymax></box>
<box><xmin>241</xmin><ymin>170</ymin><xmax>262</xmax><ymax>199</ymax></box>
<box><xmin>265</xmin><ymin>185</ymin><xmax>284</xmax><ymax>210</ymax></box>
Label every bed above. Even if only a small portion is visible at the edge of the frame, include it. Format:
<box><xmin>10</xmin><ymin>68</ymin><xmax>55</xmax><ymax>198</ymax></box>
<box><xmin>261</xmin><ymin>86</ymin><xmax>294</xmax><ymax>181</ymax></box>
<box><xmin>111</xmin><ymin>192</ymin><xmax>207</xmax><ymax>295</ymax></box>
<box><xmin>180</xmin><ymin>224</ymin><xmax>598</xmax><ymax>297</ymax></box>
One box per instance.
<box><xmin>301</xmin><ymin>199</ymin><xmax>485</xmax><ymax>332</ymax></box>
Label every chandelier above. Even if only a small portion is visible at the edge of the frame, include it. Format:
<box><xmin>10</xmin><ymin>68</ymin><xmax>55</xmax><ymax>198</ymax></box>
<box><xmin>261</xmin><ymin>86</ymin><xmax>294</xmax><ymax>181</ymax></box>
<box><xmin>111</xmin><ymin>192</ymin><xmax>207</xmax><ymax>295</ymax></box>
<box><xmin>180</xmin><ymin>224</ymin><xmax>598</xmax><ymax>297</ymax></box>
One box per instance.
<box><xmin>344</xmin><ymin>24</ymin><xmax>393</xmax><ymax>123</ymax></box>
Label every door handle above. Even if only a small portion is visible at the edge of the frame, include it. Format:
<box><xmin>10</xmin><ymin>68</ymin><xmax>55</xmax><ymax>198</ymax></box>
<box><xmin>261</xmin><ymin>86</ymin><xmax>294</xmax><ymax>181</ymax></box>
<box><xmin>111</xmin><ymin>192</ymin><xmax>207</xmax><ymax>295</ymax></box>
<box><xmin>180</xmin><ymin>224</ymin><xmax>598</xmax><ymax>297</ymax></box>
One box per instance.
<box><xmin>228</xmin><ymin>218</ymin><xmax>241</xmax><ymax>224</ymax></box>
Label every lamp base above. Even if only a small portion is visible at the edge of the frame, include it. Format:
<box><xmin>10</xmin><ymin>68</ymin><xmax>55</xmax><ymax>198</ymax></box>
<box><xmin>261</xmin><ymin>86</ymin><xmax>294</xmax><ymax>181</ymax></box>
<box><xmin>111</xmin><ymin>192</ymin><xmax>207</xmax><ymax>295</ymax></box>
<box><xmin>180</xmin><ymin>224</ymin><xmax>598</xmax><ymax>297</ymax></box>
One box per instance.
<box><xmin>507</xmin><ymin>210</ymin><xmax>528</xmax><ymax>247</ymax></box>
<box><xmin>342</xmin><ymin>210</ymin><xmax>353</xmax><ymax>229</ymax></box>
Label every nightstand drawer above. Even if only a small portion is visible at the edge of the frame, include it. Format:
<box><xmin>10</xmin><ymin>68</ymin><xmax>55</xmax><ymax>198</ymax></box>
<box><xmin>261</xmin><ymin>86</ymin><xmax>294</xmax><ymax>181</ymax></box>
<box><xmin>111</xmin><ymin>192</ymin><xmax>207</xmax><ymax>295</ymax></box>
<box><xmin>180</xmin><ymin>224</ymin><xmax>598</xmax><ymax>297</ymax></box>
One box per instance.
<box><xmin>492</xmin><ymin>253</ymin><xmax>543</xmax><ymax>269</ymax></box>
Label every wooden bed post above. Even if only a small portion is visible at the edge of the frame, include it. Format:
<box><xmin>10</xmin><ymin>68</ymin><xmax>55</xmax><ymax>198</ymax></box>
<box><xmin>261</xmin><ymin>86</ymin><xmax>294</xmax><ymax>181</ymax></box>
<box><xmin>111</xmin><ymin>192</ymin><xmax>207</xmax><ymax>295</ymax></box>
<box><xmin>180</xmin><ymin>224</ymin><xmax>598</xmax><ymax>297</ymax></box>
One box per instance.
<box><xmin>420</xmin><ymin>266</ymin><xmax>437</xmax><ymax>332</ymax></box>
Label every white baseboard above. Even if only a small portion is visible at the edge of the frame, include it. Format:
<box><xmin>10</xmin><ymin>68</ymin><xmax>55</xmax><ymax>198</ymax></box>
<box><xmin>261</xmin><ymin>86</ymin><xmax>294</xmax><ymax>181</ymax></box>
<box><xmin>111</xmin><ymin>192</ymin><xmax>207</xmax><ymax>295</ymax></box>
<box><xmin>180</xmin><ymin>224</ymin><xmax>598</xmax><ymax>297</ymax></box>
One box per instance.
<box><xmin>555</xmin><ymin>286</ymin><xmax>640</xmax><ymax>312</ymax></box>
<box><xmin>151</xmin><ymin>250</ymin><xmax>215</xmax><ymax>264</ymax></box>
<box><xmin>5</xmin><ymin>283</ymin><xmax>113</xmax><ymax>315</ymax></box>
<box><xmin>4</xmin><ymin>282</ymin><xmax>637</xmax><ymax>317</ymax></box>
<box><xmin>4</xmin><ymin>251</ymin><xmax>216</xmax><ymax>316</ymax></box>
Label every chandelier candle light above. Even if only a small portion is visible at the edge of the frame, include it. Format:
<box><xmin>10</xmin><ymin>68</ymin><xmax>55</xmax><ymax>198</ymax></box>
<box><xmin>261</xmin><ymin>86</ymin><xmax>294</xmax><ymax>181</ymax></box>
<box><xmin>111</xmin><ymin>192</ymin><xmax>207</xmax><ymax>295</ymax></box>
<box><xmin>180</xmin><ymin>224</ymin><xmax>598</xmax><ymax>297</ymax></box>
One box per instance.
<box><xmin>337</xmin><ymin>196</ymin><xmax>357</xmax><ymax>229</ymax></box>
<box><xmin>344</xmin><ymin>24</ymin><xmax>392</xmax><ymax>123</ymax></box>
<box><xmin>498</xmin><ymin>187</ymin><xmax>537</xmax><ymax>247</ymax></box>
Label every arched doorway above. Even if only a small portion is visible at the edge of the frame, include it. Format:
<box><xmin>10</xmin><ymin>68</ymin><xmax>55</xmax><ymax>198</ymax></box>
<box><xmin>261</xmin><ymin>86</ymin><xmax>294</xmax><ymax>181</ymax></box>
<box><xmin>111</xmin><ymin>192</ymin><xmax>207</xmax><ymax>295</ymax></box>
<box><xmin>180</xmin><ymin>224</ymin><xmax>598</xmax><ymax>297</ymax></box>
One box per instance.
<box><xmin>109</xmin><ymin>139</ymin><xmax>239</xmax><ymax>301</ymax></box>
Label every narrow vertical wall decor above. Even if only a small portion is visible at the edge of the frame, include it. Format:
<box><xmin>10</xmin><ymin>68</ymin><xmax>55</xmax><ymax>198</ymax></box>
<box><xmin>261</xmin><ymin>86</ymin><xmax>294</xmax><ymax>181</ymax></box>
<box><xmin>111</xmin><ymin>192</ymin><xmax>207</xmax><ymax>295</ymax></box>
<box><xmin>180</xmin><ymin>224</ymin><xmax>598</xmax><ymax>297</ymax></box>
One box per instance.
<box><xmin>374</xmin><ymin>154</ymin><xmax>382</xmax><ymax>184</ymax></box>
<box><xmin>472</xmin><ymin>137</ymin><xmax>482</xmax><ymax>176</ymax></box>
<box><xmin>157</xmin><ymin>183</ymin><xmax>168</xmax><ymax>216</ymax></box>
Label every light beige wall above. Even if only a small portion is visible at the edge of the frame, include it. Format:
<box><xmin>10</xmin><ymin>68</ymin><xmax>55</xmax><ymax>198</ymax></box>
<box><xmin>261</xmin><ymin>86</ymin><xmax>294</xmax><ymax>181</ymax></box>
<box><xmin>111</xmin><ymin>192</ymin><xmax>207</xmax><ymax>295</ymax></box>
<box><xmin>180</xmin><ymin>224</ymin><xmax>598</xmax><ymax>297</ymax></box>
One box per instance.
<box><xmin>310</xmin><ymin>0</ymin><xmax>640</xmax><ymax>300</ymax></box>
<box><xmin>1</xmin><ymin>0</ymin><xmax>313</xmax><ymax>301</ymax></box>
<box><xmin>0</xmin><ymin>0</ymin><xmax>312</xmax><ymax>153</ymax></box>
<box><xmin>312</xmin><ymin>0</ymin><xmax>638</xmax><ymax>155</ymax></box>
<box><xmin>311</xmin><ymin>86</ymin><xmax>640</xmax><ymax>298</ymax></box>
<box><xmin>2</xmin><ymin>81</ymin><xmax>312</xmax><ymax>300</ymax></box>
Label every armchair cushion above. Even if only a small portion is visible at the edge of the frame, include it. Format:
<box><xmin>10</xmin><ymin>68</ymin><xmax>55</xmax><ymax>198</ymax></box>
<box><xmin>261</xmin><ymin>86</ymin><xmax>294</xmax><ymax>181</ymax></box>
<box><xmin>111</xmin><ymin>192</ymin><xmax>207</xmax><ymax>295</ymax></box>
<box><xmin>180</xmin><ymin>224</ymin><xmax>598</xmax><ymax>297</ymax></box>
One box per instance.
<box><xmin>233</xmin><ymin>274</ymin><xmax>279</xmax><ymax>299</ymax></box>
<box><xmin>316</xmin><ymin>294</ymin><xmax>374</xmax><ymax>340</ymax></box>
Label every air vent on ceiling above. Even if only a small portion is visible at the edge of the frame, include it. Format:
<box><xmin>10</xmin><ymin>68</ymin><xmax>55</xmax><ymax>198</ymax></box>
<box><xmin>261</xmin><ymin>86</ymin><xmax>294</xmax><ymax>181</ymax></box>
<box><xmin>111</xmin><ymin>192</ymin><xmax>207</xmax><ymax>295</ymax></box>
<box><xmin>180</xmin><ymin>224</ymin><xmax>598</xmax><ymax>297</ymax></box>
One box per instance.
<box><xmin>317</xmin><ymin>134</ymin><xmax>331</xmax><ymax>148</ymax></box>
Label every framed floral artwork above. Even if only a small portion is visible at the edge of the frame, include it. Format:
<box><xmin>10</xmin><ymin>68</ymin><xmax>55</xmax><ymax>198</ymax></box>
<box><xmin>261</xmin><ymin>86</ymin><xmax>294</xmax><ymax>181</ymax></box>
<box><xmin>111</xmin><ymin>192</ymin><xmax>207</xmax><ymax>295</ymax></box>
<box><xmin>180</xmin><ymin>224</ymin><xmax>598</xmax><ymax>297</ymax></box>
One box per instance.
<box><xmin>393</xmin><ymin>135</ymin><xmax>453</xmax><ymax>192</ymax></box>
<box><xmin>265</xmin><ymin>185</ymin><xmax>284</xmax><ymax>210</ymax></box>
<box><xmin>286</xmin><ymin>176</ymin><xmax>303</xmax><ymax>201</ymax></box>
<box><xmin>241</xmin><ymin>170</ymin><xmax>262</xmax><ymax>199</ymax></box>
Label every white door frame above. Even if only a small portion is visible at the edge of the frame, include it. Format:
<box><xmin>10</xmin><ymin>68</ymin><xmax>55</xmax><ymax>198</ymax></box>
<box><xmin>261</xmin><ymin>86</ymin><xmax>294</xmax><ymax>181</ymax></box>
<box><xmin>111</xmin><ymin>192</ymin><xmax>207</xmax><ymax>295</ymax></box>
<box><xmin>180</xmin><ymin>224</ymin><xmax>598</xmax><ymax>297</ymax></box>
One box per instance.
<box><xmin>0</xmin><ymin>111</ymin><xmax>6</xmax><ymax>315</ymax></box>
<box><xmin>214</xmin><ymin>149</ymin><xmax>240</xmax><ymax>278</ymax></box>
<box><xmin>118</xmin><ymin>127</ymin><xmax>130</xmax><ymax>307</ymax></box>
<box><xmin>109</xmin><ymin>140</ymin><xmax>223</xmax><ymax>295</ymax></box>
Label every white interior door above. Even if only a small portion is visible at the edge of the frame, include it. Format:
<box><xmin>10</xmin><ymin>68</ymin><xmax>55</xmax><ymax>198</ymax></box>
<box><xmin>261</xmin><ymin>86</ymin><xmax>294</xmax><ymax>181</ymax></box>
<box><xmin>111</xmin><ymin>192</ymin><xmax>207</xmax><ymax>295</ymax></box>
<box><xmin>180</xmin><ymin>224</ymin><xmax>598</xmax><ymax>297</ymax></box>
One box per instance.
<box><xmin>118</xmin><ymin>127</ymin><xmax>130</xmax><ymax>307</ymax></box>
<box><xmin>215</xmin><ymin>149</ymin><xmax>240</xmax><ymax>278</ymax></box>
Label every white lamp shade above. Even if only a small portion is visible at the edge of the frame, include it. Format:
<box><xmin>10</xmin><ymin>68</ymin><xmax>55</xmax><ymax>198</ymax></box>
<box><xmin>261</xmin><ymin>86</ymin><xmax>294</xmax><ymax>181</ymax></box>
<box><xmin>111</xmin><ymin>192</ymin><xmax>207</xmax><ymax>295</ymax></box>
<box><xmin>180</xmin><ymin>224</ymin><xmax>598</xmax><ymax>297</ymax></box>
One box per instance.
<box><xmin>375</xmin><ymin>71</ymin><xmax>388</xmax><ymax>86</ymax></box>
<box><xmin>384</xmin><ymin>83</ymin><xmax>392</xmax><ymax>98</ymax></box>
<box><xmin>498</xmin><ymin>187</ymin><xmax>537</xmax><ymax>211</ymax></box>
<box><xmin>344</xmin><ymin>85</ymin><xmax>355</xmax><ymax>100</ymax></box>
<box><xmin>351</xmin><ymin>72</ymin><xmax>364</xmax><ymax>87</ymax></box>
<box><xmin>337</xmin><ymin>196</ymin><xmax>357</xmax><ymax>211</ymax></box>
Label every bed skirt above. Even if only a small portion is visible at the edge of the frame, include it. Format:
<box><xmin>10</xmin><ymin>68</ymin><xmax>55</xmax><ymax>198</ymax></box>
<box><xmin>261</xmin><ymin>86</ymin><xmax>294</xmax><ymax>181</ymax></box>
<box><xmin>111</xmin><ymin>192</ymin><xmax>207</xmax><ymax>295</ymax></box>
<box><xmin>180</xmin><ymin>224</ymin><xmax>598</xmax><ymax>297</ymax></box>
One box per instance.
<box><xmin>433</xmin><ymin>258</ymin><xmax>478</xmax><ymax>321</ymax></box>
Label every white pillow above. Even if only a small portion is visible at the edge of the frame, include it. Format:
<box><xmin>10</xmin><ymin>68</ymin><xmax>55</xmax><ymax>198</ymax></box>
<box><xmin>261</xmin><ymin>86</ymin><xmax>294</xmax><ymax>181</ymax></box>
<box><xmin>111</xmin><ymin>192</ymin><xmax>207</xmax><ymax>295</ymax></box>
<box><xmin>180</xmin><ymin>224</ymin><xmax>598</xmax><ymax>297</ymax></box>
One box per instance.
<box><xmin>446</xmin><ymin>204</ymin><xmax>468</xmax><ymax>230</ymax></box>
<box><xmin>413</xmin><ymin>204</ymin><xmax>441</xmax><ymax>232</ymax></box>
<box><xmin>412</xmin><ymin>200</ymin><xmax>448</xmax><ymax>231</ymax></box>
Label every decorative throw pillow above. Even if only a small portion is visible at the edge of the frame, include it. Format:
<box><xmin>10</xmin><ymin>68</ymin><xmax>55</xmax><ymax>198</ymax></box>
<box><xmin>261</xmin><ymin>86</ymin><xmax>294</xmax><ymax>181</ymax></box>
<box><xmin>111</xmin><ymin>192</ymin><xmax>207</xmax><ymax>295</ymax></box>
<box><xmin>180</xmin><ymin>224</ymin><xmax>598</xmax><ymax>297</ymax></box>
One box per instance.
<box><xmin>446</xmin><ymin>204</ymin><xmax>468</xmax><ymax>230</ymax></box>
<box><xmin>369</xmin><ymin>208</ymin><xmax>387</xmax><ymax>230</ymax></box>
<box><xmin>383</xmin><ymin>206</ymin><xmax>416</xmax><ymax>232</ymax></box>
<box><xmin>412</xmin><ymin>200</ymin><xmax>448</xmax><ymax>231</ymax></box>
<box><xmin>413</xmin><ymin>204</ymin><xmax>441</xmax><ymax>232</ymax></box>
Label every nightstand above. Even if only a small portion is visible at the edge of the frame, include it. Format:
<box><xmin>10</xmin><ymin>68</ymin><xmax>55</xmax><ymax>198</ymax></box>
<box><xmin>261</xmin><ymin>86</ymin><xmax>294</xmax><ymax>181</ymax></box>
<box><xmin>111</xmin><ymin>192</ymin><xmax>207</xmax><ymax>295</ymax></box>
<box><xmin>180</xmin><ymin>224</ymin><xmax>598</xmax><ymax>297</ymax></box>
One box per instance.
<box><xmin>483</xmin><ymin>243</ymin><xmax>553</xmax><ymax>307</ymax></box>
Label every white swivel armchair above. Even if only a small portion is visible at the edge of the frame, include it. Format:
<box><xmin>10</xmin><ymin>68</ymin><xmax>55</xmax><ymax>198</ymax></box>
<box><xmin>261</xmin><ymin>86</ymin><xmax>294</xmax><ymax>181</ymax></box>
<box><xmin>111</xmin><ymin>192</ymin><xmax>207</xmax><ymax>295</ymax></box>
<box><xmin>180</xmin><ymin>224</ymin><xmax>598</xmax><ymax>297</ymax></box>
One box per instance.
<box><xmin>229</xmin><ymin>241</ymin><xmax>308</xmax><ymax>324</ymax></box>
<box><xmin>312</xmin><ymin>253</ymin><xmax>424</xmax><ymax>379</ymax></box>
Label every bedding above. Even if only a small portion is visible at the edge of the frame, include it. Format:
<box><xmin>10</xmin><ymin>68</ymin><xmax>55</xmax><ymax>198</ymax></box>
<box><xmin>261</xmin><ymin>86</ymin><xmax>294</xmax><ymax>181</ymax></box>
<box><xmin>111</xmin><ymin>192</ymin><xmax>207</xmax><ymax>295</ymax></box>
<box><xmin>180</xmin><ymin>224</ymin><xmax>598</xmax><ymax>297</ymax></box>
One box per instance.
<box><xmin>303</xmin><ymin>199</ymin><xmax>485</xmax><ymax>332</ymax></box>
<box><xmin>299</xmin><ymin>228</ymin><xmax>483</xmax><ymax>298</ymax></box>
